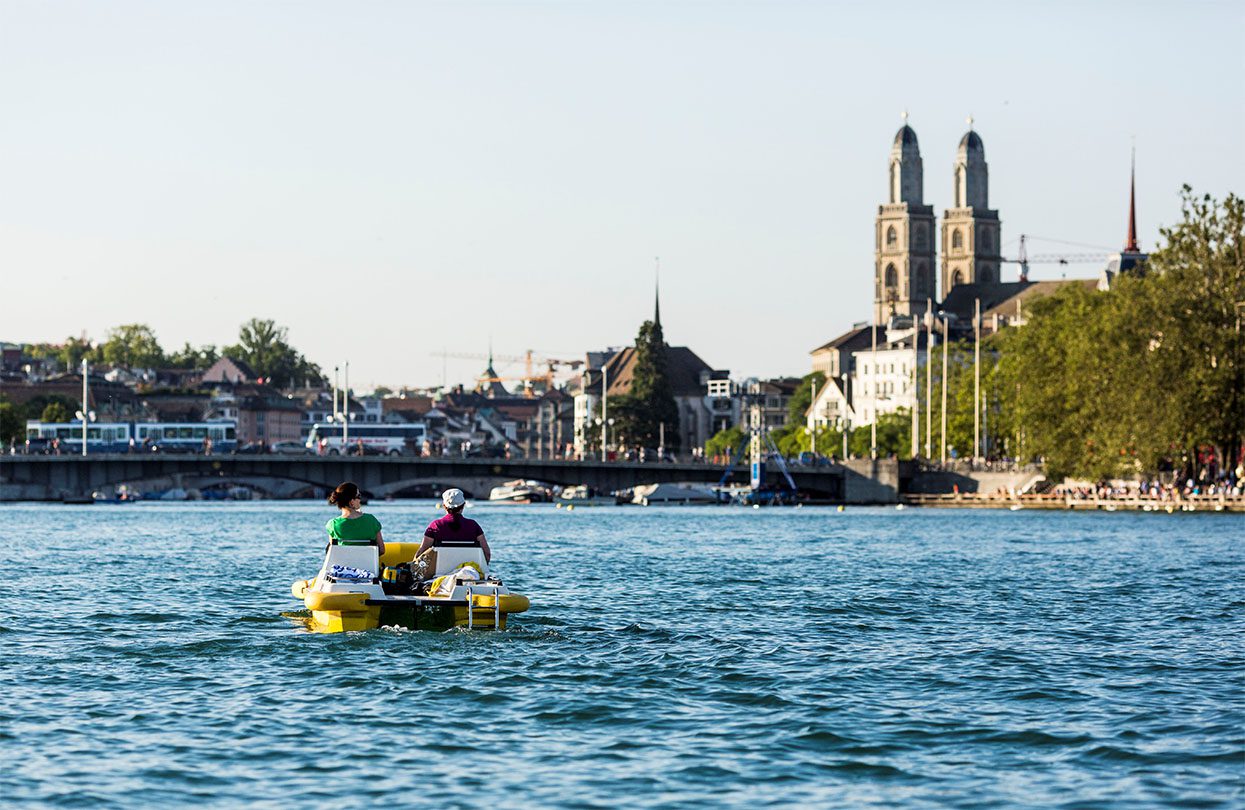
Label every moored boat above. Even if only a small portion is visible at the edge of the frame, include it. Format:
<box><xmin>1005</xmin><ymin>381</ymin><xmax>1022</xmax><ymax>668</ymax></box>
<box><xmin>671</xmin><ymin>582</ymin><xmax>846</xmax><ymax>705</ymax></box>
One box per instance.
<box><xmin>489</xmin><ymin>479</ymin><xmax>551</xmax><ymax>503</ymax></box>
<box><xmin>557</xmin><ymin>484</ymin><xmax>621</xmax><ymax>506</ymax></box>
<box><xmin>631</xmin><ymin>482</ymin><xmax>718</xmax><ymax>506</ymax></box>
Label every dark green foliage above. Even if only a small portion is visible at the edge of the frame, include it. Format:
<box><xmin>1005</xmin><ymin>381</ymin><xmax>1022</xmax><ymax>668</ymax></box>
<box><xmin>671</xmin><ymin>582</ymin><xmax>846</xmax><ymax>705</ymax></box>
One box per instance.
<box><xmin>787</xmin><ymin>372</ymin><xmax>825</xmax><ymax>423</ymax></box>
<box><xmin>0</xmin><ymin>394</ymin><xmax>81</xmax><ymax>444</ymax></box>
<box><xmin>933</xmin><ymin>187</ymin><xmax>1244</xmax><ymax>479</ymax></box>
<box><xmin>852</xmin><ymin>409</ymin><xmax>913</xmax><ymax>459</ymax></box>
<box><xmin>705</xmin><ymin>426</ymin><xmax>747</xmax><ymax>459</ymax></box>
<box><xmin>0</xmin><ymin>401</ymin><xmax>23</xmax><ymax>445</ymax></box>
<box><xmin>612</xmin><ymin>319</ymin><xmax>679</xmax><ymax>449</ymax></box>
<box><xmin>41</xmin><ymin>401</ymin><xmax>72</xmax><ymax>423</ymax></box>
<box><xmin>99</xmin><ymin>324</ymin><xmax>164</xmax><ymax>369</ymax></box>
<box><xmin>167</xmin><ymin>342</ymin><xmax>219</xmax><ymax>370</ymax></box>
<box><xmin>223</xmin><ymin>318</ymin><xmax>324</xmax><ymax>389</ymax></box>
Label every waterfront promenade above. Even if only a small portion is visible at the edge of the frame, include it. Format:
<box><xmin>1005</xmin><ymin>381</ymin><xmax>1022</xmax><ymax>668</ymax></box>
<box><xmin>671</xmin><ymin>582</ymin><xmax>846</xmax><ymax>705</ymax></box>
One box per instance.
<box><xmin>904</xmin><ymin>491</ymin><xmax>1245</xmax><ymax>512</ymax></box>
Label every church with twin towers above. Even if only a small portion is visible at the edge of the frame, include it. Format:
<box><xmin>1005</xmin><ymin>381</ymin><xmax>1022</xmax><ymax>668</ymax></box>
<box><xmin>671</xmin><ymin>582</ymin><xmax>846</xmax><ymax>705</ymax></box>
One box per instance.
<box><xmin>873</xmin><ymin>117</ymin><xmax>1001</xmax><ymax>324</ymax></box>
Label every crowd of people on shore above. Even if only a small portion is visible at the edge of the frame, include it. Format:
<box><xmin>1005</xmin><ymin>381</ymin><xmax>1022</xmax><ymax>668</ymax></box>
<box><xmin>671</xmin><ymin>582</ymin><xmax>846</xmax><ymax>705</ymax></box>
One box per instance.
<box><xmin>1056</xmin><ymin>464</ymin><xmax>1245</xmax><ymax>501</ymax></box>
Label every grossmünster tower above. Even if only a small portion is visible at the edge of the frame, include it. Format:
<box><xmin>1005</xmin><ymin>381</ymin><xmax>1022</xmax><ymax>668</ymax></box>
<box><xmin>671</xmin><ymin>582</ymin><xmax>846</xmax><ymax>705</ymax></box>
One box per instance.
<box><xmin>941</xmin><ymin>121</ymin><xmax>1002</xmax><ymax>292</ymax></box>
<box><xmin>874</xmin><ymin>118</ymin><xmax>937</xmax><ymax>323</ymax></box>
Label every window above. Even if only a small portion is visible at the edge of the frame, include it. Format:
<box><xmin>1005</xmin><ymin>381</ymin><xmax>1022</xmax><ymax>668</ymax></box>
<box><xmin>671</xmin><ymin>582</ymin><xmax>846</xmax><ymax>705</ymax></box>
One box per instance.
<box><xmin>884</xmin><ymin>264</ymin><xmax>897</xmax><ymax>287</ymax></box>
<box><xmin>953</xmin><ymin>270</ymin><xmax>964</xmax><ymax>286</ymax></box>
<box><xmin>886</xmin><ymin>226</ymin><xmax>897</xmax><ymax>248</ymax></box>
<box><xmin>952</xmin><ymin>229</ymin><xmax>963</xmax><ymax>250</ymax></box>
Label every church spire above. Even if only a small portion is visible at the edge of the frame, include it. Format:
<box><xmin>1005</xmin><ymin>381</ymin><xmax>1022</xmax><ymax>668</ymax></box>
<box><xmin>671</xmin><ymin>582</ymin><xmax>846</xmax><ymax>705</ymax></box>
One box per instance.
<box><xmin>654</xmin><ymin>257</ymin><xmax>662</xmax><ymax>328</ymax></box>
<box><xmin>1125</xmin><ymin>148</ymin><xmax>1140</xmax><ymax>252</ymax></box>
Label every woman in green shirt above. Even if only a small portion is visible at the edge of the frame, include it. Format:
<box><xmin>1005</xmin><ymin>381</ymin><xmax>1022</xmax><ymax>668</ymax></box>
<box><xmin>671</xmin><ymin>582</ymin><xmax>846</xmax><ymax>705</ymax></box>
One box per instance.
<box><xmin>325</xmin><ymin>481</ymin><xmax>385</xmax><ymax>556</ymax></box>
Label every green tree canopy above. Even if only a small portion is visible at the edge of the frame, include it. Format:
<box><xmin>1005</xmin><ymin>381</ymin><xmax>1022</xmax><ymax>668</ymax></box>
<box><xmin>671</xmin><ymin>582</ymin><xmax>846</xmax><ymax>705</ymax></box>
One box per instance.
<box><xmin>58</xmin><ymin>337</ymin><xmax>96</xmax><ymax>372</ymax></box>
<box><xmin>786</xmin><ymin>372</ymin><xmax>825</xmax><ymax>423</ymax></box>
<box><xmin>167</xmin><ymin>342</ymin><xmax>219</xmax><ymax>370</ymax></box>
<box><xmin>41</xmin><ymin>401</ymin><xmax>72</xmax><ymax>423</ymax></box>
<box><xmin>0</xmin><ymin>400</ymin><xmax>23</xmax><ymax>445</ymax></box>
<box><xmin>100</xmin><ymin>324</ymin><xmax>164</xmax><ymax>369</ymax></box>
<box><xmin>223</xmin><ymin>318</ymin><xmax>323</xmax><ymax>389</ymax></box>
<box><xmin>705</xmin><ymin>426</ymin><xmax>746</xmax><ymax>459</ymax></box>
<box><xmin>950</xmin><ymin>186</ymin><xmax>1245</xmax><ymax>479</ymax></box>
<box><xmin>612</xmin><ymin>318</ymin><xmax>679</xmax><ymax>449</ymax></box>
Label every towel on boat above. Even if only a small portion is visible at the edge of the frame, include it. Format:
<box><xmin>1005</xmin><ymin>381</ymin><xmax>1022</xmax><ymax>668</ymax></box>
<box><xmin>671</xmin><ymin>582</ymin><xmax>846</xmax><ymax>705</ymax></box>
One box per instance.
<box><xmin>328</xmin><ymin>564</ymin><xmax>374</xmax><ymax>582</ymax></box>
<box><xmin>427</xmin><ymin>563</ymin><xmax>483</xmax><ymax>597</ymax></box>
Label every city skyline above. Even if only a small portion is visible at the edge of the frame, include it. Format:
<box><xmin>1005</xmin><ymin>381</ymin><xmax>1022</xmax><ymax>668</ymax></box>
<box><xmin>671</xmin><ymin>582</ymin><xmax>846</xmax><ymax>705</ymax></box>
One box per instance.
<box><xmin>2</xmin><ymin>1</ymin><xmax>1242</xmax><ymax>389</ymax></box>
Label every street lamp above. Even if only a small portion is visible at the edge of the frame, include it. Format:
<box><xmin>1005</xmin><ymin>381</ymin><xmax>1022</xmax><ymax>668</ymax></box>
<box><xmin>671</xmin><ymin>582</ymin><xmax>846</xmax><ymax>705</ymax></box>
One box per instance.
<box><xmin>840</xmin><ymin>372</ymin><xmax>850</xmax><ymax>460</ymax></box>
<box><xmin>594</xmin><ymin>416</ymin><xmax>615</xmax><ymax>460</ymax></box>
<box><xmin>79</xmin><ymin>357</ymin><xmax>91</xmax><ymax>456</ymax></box>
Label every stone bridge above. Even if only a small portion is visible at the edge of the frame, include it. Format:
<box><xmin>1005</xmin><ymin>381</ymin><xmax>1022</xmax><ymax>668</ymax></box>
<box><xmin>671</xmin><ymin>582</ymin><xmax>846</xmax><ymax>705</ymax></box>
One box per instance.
<box><xmin>1</xmin><ymin>455</ymin><xmax>905</xmax><ymax>503</ymax></box>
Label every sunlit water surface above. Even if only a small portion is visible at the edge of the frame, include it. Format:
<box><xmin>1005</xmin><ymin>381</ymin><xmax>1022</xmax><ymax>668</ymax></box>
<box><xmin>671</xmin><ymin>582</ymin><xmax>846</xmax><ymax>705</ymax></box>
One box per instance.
<box><xmin>1</xmin><ymin>502</ymin><xmax>1242</xmax><ymax>808</ymax></box>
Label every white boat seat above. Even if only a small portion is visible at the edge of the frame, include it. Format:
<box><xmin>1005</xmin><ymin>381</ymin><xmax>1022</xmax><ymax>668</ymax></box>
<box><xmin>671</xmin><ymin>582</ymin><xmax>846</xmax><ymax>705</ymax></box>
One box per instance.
<box><xmin>320</xmin><ymin>544</ymin><xmax>380</xmax><ymax>578</ymax></box>
<box><xmin>430</xmin><ymin>545</ymin><xmax>489</xmax><ymax>578</ymax></box>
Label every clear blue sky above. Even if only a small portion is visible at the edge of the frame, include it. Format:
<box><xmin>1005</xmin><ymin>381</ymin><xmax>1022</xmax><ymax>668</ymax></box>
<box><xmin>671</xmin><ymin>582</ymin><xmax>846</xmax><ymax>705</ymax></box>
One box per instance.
<box><xmin>2</xmin><ymin>1</ymin><xmax>1242</xmax><ymax>390</ymax></box>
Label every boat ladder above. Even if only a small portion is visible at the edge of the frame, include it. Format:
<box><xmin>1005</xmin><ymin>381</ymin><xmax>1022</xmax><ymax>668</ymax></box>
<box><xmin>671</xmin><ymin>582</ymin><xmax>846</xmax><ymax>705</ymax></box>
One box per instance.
<box><xmin>464</xmin><ymin>584</ymin><xmax>501</xmax><ymax>630</ymax></box>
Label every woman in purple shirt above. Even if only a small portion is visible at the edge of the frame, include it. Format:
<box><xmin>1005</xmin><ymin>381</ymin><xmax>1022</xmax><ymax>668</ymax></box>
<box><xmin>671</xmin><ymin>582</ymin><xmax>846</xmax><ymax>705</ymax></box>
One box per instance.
<box><xmin>418</xmin><ymin>488</ymin><xmax>491</xmax><ymax>563</ymax></box>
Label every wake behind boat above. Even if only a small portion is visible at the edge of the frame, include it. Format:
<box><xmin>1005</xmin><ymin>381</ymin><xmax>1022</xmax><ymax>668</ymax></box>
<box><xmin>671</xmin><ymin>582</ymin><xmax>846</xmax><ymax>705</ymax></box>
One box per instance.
<box><xmin>291</xmin><ymin>539</ymin><xmax>529</xmax><ymax>632</ymax></box>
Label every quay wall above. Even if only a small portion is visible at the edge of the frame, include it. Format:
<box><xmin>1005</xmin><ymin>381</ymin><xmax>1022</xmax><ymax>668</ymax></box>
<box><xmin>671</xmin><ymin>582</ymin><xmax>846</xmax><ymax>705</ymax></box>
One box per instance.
<box><xmin>906</xmin><ymin>468</ymin><xmax>1045</xmax><ymax>496</ymax></box>
<box><xmin>903</xmin><ymin>492</ymin><xmax>1245</xmax><ymax>513</ymax></box>
<box><xmin>840</xmin><ymin>458</ymin><xmax>901</xmax><ymax>504</ymax></box>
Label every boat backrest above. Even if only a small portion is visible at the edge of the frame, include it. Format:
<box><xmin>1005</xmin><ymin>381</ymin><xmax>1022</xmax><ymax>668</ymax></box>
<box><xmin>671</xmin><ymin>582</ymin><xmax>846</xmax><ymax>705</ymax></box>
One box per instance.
<box><xmin>378</xmin><ymin>542</ymin><xmax>421</xmax><ymax>567</ymax></box>
<box><xmin>321</xmin><ymin>543</ymin><xmax>379</xmax><ymax>576</ymax></box>
<box><xmin>432</xmin><ymin>545</ymin><xmax>489</xmax><ymax>577</ymax></box>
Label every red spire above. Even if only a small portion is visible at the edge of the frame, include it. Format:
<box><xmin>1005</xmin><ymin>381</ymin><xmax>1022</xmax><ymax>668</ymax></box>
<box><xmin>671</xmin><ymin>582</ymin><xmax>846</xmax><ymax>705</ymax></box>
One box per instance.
<box><xmin>1124</xmin><ymin>149</ymin><xmax>1139</xmax><ymax>252</ymax></box>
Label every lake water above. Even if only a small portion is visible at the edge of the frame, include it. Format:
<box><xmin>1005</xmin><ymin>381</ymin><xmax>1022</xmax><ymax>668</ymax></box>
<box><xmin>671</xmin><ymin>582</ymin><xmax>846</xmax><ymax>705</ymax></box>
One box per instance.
<box><xmin>2</xmin><ymin>502</ymin><xmax>1242</xmax><ymax>808</ymax></box>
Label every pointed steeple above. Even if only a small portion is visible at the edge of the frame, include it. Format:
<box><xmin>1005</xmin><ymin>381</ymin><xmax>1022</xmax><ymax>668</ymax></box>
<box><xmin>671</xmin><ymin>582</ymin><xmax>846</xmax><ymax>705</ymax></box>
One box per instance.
<box><xmin>1124</xmin><ymin>148</ymin><xmax>1140</xmax><ymax>252</ymax></box>
<box><xmin>653</xmin><ymin>258</ymin><xmax>662</xmax><ymax>328</ymax></box>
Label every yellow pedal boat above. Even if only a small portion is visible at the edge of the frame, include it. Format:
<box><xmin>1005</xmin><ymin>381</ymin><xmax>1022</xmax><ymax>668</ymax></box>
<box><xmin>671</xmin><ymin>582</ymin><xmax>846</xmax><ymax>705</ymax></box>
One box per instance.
<box><xmin>291</xmin><ymin>539</ymin><xmax>529</xmax><ymax>633</ymax></box>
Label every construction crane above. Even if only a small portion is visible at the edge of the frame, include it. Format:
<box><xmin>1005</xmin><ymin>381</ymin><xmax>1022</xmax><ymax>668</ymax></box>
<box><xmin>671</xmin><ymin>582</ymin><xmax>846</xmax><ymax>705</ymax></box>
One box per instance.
<box><xmin>1002</xmin><ymin>234</ymin><xmax>1111</xmax><ymax>281</ymax></box>
<box><xmin>430</xmin><ymin>349</ymin><xmax>583</xmax><ymax>396</ymax></box>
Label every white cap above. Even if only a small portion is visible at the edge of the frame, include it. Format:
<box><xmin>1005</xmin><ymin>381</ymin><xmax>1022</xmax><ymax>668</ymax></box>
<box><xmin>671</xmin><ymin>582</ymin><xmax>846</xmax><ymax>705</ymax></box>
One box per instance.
<box><xmin>442</xmin><ymin>488</ymin><xmax>466</xmax><ymax>509</ymax></box>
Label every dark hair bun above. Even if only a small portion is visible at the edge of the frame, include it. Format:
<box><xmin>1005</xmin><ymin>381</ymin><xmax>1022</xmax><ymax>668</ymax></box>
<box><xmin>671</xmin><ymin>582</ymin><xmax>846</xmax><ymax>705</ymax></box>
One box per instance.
<box><xmin>328</xmin><ymin>481</ymin><xmax>359</xmax><ymax>508</ymax></box>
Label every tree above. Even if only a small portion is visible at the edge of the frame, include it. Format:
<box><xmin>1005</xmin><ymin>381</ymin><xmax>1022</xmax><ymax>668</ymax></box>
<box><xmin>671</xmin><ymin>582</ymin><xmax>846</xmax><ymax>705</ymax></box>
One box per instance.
<box><xmin>167</xmin><ymin>342</ymin><xmax>219</xmax><ymax>370</ymax></box>
<box><xmin>786</xmin><ymin>372</ymin><xmax>825</xmax><ymax>424</ymax></box>
<box><xmin>41</xmin><ymin>401</ymin><xmax>72</xmax><ymax>423</ymax></box>
<box><xmin>986</xmin><ymin>187</ymin><xmax>1243</xmax><ymax>480</ymax></box>
<box><xmin>0</xmin><ymin>400</ymin><xmax>23</xmax><ymax>445</ymax></box>
<box><xmin>613</xmin><ymin>318</ymin><xmax>679</xmax><ymax>449</ymax></box>
<box><xmin>705</xmin><ymin>425</ymin><xmax>746</xmax><ymax>459</ymax></box>
<box><xmin>99</xmin><ymin>324</ymin><xmax>164</xmax><ymax>369</ymax></box>
<box><xmin>845</xmin><ymin>409</ymin><xmax>912</xmax><ymax>459</ymax></box>
<box><xmin>58</xmin><ymin>336</ymin><xmax>95</xmax><ymax>373</ymax></box>
<box><xmin>223</xmin><ymin>318</ymin><xmax>324</xmax><ymax>389</ymax></box>
<box><xmin>1144</xmin><ymin>187</ymin><xmax>1245</xmax><ymax>476</ymax></box>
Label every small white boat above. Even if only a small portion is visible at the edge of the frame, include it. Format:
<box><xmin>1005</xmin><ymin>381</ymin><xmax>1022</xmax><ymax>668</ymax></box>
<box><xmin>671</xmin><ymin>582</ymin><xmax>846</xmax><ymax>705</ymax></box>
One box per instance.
<box><xmin>557</xmin><ymin>485</ymin><xmax>620</xmax><ymax>506</ymax></box>
<box><xmin>489</xmin><ymin>479</ymin><xmax>550</xmax><ymax>503</ymax></box>
<box><xmin>631</xmin><ymin>482</ymin><xmax>718</xmax><ymax>506</ymax></box>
